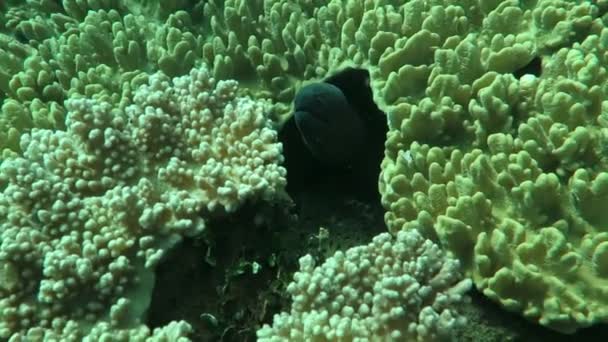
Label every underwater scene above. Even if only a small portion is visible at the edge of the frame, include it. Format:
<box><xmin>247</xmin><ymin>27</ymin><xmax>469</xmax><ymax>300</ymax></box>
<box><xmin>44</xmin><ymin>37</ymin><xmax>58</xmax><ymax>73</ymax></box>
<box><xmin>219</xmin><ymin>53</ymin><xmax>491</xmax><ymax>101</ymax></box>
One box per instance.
<box><xmin>1</xmin><ymin>0</ymin><xmax>608</xmax><ymax>341</ymax></box>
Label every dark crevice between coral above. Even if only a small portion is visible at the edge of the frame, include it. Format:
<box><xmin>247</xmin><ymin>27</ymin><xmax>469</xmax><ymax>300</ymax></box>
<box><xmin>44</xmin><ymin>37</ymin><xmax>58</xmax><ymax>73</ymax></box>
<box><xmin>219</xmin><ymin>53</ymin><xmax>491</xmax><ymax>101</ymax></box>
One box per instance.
<box><xmin>146</xmin><ymin>189</ymin><xmax>386</xmax><ymax>341</ymax></box>
<box><xmin>507</xmin><ymin>55</ymin><xmax>543</xmax><ymax>140</ymax></box>
<box><xmin>12</xmin><ymin>30</ymin><xmax>28</xmax><ymax>44</ymax></box>
<box><xmin>147</xmin><ymin>200</ymin><xmax>296</xmax><ymax>342</ymax></box>
<box><xmin>278</xmin><ymin>67</ymin><xmax>388</xmax><ymax>256</ymax></box>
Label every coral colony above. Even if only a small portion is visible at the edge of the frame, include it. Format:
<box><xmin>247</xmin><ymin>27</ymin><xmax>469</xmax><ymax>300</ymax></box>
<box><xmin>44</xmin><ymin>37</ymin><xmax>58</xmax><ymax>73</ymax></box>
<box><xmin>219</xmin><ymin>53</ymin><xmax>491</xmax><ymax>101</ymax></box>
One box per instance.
<box><xmin>1</xmin><ymin>1</ymin><xmax>608</xmax><ymax>341</ymax></box>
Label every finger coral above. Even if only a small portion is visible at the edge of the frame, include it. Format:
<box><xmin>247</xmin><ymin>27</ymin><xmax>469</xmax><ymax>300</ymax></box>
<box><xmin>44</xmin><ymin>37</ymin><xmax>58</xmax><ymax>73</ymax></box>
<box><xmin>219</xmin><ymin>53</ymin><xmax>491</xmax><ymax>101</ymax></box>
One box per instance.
<box><xmin>0</xmin><ymin>3</ymin><xmax>205</xmax><ymax>154</ymax></box>
<box><xmin>3</xmin><ymin>0</ymin><xmax>608</xmax><ymax>338</ymax></box>
<box><xmin>0</xmin><ymin>65</ymin><xmax>285</xmax><ymax>340</ymax></box>
<box><xmin>377</xmin><ymin>0</ymin><xmax>608</xmax><ymax>334</ymax></box>
<box><xmin>257</xmin><ymin>229</ymin><xmax>471</xmax><ymax>341</ymax></box>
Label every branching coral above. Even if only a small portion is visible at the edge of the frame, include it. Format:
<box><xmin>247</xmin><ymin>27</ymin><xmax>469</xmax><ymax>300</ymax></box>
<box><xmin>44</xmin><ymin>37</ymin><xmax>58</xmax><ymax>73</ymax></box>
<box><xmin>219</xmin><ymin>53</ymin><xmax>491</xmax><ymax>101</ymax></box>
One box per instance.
<box><xmin>257</xmin><ymin>229</ymin><xmax>471</xmax><ymax>341</ymax></box>
<box><xmin>0</xmin><ymin>2</ymin><xmax>208</xmax><ymax>154</ymax></box>
<box><xmin>377</xmin><ymin>0</ymin><xmax>608</xmax><ymax>334</ymax></box>
<box><xmin>3</xmin><ymin>0</ymin><xmax>608</xmax><ymax>337</ymax></box>
<box><xmin>0</xmin><ymin>64</ymin><xmax>285</xmax><ymax>340</ymax></box>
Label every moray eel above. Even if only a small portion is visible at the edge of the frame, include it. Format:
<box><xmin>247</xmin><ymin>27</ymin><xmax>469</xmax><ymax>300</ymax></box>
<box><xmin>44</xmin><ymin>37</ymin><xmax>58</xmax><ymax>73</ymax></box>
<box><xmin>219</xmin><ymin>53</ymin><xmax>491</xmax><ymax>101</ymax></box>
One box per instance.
<box><xmin>293</xmin><ymin>82</ymin><xmax>367</xmax><ymax>167</ymax></box>
<box><xmin>279</xmin><ymin>68</ymin><xmax>387</xmax><ymax>199</ymax></box>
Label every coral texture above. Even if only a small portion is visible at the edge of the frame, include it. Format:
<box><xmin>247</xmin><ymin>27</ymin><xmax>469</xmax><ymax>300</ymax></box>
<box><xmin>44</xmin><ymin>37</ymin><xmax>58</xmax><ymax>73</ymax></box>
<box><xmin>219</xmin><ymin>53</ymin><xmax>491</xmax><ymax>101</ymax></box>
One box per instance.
<box><xmin>3</xmin><ymin>0</ymin><xmax>608</xmax><ymax>337</ymax></box>
<box><xmin>257</xmin><ymin>229</ymin><xmax>471</xmax><ymax>341</ymax></box>
<box><xmin>0</xmin><ymin>65</ymin><xmax>285</xmax><ymax>340</ymax></box>
<box><xmin>378</xmin><ymin>1</ymin><xmax>608</xmax><ymax>333</ymax></box>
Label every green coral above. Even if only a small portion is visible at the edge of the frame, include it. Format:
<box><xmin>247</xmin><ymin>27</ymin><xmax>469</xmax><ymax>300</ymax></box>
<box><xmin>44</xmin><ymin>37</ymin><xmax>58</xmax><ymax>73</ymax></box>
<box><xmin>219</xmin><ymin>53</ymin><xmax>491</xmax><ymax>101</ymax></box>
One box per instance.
<box><xmin>0</xmin><ymin>64</ymin><xmax>286</xmax><ymax>340</ymax></box>
<box><xmin>2</xmin><ymin>0</ymin><xmax>608</xmax><ymax>337</ymax></box>
<box><xmin>379</xmin><ymin>0</ymin><xmax>608</xmax><ymax>334</ymax></box>
<box><xmin>0</xmin><ymin>1</ymin><xmax>209</xmax><ymax>154</ymax></box>
<box><xmin>197</xmin><ymin>0</ymin><xmax>608</xmax><ymax>334</ymax></box>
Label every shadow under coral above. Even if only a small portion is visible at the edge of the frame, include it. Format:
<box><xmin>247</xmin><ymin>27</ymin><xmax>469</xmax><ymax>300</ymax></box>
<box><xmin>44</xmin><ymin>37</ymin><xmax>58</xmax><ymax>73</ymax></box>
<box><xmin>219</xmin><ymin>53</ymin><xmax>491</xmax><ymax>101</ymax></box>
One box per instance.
<box><xmin>146</xmin><ymin>184</ymin><xmax>386</xmax><ymax>341</ymax></box>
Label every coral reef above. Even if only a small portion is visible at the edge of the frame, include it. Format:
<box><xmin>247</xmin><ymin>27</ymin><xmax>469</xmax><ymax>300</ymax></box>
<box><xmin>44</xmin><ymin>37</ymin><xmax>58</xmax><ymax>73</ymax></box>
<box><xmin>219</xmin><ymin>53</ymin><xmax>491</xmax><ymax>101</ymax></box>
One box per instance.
<box><xmin>378</xmin><ymin>1</ymin><xmax>608</xmax><ymax>333</ymax></box>
<box><xmin>3</xmin><ymin>0</ymin><xmax>608</xmax><ymax>339</ymax></box>
<box><xmin>257</xmin><ymin>229</ymin><xmax>471</xmax><ymax>341</ymax></box>
<box><xmin>0</xmin><ymin>65</ymin><xmax>285</xmax><ymax>340</ymax></box>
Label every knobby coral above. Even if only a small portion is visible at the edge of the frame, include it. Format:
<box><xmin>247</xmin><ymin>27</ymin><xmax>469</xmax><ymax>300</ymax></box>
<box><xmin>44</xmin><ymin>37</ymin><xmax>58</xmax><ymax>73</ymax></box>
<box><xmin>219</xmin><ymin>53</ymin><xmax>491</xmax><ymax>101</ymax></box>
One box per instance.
<box><xmin>257</xmin><ymin>229</ymin><xmax>471</xmax><ymax>341</ymax></box>
<box><xmin>378</xmin><ymin>1</ymin><xmax>608</xmax><ymax>333</ymax></box>
<box><xmin>0</xmin><ymin>65</ymin><xmax>285</xmax><ymax>340</ymax></box>
<box><xmin>3</xmin><ymin>0</ymin><xmax>608</xmax><ymax>338</ymax></box>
